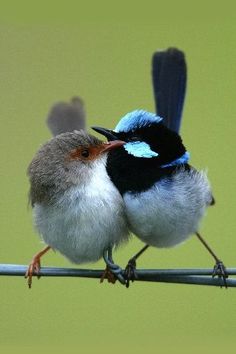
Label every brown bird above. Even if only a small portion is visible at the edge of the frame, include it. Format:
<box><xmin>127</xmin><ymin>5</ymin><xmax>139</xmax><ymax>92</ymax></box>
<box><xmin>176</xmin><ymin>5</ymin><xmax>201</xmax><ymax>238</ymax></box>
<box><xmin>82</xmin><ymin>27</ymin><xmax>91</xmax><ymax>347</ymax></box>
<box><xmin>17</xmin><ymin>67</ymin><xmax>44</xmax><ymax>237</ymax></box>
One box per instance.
<box><xmin>25</xmin><ymin>98</ymin><xmax>129</xmax><ymax>288</ymax></box>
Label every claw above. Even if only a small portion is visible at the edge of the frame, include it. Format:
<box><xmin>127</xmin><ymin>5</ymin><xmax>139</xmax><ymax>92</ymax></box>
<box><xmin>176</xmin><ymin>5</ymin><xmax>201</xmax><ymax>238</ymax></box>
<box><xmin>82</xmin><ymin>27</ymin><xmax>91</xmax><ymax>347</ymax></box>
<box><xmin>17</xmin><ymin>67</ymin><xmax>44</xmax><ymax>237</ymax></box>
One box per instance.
<box><xmin>25</xmin><ymin>246</ymin><xmax>51</xmax><ymax>288</ymax></box>
<box><xmin>100</xmin><ymin>266</ymin><xmax>117</xmax><ymax>284</ymax></box>
<box><xmin>102</xmin><ymin>248</ymin><xmax>126</xmax><ymax>285</ymax></box>
<box><xmin>212</xmin><ymin>260</ymin><xmax>228</xmax><ymax>288</ymax></box>
<box><xmin>25</xmin><ymin>258</ymin><xmax>41</xmax><ymax>288</ymax></box>
<box><xmin>124</xmin><ymin>258</ymin><xmax>137</xmax><ymax>288</ymax></box>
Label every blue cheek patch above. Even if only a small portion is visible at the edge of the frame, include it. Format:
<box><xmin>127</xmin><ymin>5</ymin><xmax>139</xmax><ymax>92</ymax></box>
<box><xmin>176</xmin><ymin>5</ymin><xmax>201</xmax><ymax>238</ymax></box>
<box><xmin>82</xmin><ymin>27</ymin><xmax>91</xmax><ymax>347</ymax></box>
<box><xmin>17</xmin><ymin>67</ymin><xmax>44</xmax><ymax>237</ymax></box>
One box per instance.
<box><xmin>161</xmin><ymin>151</ymin><xmax>190</xmax><ymax>167</ymax></box>
<box><xmin>124</xmin><ymin>141</ymin><xmax>158</xmax><ymax>158</ymax></box>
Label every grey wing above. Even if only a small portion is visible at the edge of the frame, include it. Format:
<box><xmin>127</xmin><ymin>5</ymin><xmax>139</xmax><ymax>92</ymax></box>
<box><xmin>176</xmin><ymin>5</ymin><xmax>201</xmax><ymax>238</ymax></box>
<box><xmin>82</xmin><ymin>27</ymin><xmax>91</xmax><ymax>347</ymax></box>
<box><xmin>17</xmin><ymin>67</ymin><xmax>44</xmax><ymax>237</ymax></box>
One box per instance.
<box><xmin>28</xmin><ymin>182</ymin><xmax>54</xmax><ymax>207</ymax></box>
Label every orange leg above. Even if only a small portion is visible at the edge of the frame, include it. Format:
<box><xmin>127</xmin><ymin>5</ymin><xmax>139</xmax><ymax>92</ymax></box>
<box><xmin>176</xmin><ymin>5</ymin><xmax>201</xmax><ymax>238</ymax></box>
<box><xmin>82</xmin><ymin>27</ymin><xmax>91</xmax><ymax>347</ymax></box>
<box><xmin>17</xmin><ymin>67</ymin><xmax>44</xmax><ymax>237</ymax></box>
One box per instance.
<box><xmin>25</xmin><ymin>246</ymin><xmax>51</xmax><ymax>288</ymax></box>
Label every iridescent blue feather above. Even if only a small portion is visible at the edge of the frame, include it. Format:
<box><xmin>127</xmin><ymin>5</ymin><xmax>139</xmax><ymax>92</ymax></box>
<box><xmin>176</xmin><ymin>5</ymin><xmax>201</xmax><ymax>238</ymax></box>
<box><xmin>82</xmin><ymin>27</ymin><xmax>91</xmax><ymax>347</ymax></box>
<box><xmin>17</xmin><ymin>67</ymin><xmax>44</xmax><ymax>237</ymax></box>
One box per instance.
<box><xmin>114</xmin><ymin>110</ymin><xmax>162</xmax><ymax>133</ymax></box>
<box><xmin>124</xmin><ymin>141</ymin><xmax>158</xmax><ymax>158</ymax></box>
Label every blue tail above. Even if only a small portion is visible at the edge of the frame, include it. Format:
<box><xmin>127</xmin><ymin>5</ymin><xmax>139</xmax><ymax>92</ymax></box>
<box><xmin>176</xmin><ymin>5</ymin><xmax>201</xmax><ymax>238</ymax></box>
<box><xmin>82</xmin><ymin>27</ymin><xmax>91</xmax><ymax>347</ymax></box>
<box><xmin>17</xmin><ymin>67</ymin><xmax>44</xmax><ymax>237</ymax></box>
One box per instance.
<box><xmin>152</xmin><ymin>48</ymin><xmax>187</xmax><ymax>133</ymax></box>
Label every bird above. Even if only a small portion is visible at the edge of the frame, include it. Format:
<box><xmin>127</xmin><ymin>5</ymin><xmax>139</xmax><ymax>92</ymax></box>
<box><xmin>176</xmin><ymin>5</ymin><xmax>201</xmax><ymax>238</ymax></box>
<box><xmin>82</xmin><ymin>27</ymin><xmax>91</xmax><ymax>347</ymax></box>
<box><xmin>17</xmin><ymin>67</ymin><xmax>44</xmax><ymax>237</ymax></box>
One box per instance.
<box><xmin>25</xmin><ymin>100</ymin><xmax>130</xmax><ymax>288</ymax></box>
<box><xmin>92</xmin><ymin>48</ymin><xmax>227</xmax><ymax>287</ymax></box>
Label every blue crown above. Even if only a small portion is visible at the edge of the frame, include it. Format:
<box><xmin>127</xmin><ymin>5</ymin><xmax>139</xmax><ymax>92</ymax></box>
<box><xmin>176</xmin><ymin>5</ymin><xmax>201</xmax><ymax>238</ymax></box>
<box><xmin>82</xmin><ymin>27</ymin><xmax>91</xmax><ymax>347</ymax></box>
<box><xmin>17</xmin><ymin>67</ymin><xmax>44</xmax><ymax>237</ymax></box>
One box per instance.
<box><xmin>114</xmin><ymin>110</ymin><xmax>163</xmax><ymax>133</ymax></box>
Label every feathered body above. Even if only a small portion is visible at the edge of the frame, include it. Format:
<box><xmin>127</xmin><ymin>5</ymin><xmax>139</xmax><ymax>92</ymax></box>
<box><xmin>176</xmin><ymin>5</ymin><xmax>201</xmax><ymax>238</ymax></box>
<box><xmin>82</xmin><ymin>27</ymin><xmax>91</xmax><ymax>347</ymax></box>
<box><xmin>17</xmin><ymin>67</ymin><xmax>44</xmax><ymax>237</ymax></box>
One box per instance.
<box><xmin>28</xmin><ymin>130</ymin><xmax>129</xmax><ymax>264</ymax></box>
<box><xmin>123</xmin><ymin>167</ymin><xmax>212</xmax><ymax>248</ymax></box>
<box><xmin>94</xmin><ymin>110</ymin><xmax>213</xmax><ymax>248</ymax></box>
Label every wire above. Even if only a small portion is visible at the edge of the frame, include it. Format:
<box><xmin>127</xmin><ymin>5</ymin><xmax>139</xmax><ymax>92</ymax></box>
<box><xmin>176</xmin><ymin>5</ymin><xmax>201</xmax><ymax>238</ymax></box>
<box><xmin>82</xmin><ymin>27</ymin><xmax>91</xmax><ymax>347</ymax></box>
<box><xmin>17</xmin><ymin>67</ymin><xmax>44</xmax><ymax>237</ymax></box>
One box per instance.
<box><xmin>1</xmin><ymin>264</ymin><xmax>236</xmax><ymax>287</ymax></box>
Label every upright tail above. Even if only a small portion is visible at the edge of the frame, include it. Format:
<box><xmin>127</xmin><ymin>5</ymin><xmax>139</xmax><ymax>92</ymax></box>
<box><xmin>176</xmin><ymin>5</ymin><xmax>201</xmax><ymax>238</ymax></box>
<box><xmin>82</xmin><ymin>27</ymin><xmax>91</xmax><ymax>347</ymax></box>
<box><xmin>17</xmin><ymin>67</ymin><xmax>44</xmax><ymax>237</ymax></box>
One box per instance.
<box><xmin>152</xmin><ymin>48</ymin><xmax>187</xmax><ymax>133</ymax></box>
<box><xmin>46</xmin><ymin>96</ymin><xmax>86</xmax><ymax>136</ymax></box>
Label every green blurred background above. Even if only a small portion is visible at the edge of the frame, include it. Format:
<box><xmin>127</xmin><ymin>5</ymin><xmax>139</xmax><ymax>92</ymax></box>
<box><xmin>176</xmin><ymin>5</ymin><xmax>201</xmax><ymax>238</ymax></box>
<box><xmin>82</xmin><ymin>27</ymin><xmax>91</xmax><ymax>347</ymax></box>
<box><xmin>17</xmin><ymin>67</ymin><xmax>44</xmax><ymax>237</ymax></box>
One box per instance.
<box><xmin>0</xmin><ymin>2</ymin><xmax>236</xmax><ymax>354</ymax></box>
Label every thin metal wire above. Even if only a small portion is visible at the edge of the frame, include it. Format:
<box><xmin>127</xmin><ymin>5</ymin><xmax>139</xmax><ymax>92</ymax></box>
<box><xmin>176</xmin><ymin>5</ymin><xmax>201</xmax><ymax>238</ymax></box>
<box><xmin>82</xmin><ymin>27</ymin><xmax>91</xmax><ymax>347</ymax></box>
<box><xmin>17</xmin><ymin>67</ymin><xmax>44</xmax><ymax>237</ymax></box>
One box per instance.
<box><xmin>1</xmin><ymin>264</ymin><xmax>236</xmax><ymax>287</ymax></box>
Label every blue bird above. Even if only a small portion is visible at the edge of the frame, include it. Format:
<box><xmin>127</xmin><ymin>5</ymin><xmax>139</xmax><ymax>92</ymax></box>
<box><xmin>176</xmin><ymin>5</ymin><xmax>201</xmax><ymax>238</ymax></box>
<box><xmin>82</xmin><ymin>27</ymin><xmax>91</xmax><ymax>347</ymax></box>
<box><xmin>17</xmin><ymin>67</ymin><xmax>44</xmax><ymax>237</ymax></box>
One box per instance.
<box><xmin>93</xmin><ymin>48</ymin><xmax>227</xmax><ymax>287</ymax></box>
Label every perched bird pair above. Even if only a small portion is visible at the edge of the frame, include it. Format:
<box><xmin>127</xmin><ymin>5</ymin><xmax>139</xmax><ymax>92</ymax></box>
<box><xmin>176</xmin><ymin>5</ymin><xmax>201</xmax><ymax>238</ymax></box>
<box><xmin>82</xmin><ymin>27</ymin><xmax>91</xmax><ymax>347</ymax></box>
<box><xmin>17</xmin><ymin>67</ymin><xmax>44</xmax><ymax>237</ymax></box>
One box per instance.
<box><xmin>26</xmin><ymin>48</ymin><xmax>227</xmax><ymax>288</ymax></box>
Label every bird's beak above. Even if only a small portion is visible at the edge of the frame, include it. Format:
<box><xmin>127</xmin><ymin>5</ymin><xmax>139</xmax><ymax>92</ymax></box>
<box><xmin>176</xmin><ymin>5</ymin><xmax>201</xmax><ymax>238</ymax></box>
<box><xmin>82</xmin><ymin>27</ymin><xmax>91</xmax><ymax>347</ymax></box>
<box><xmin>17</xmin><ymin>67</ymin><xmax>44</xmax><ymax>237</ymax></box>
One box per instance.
<box><xmin>92</xmin><ymin>126</ymin><xmax>125</xmax><ymax>153</ymax></box>
<box><xmin>101</xmin><ymin>140</ymin><xmax>125</xmax><ymax>153</ymax></box>
<box><xmin>92</xmin><ymin>126</ymin><xmax>119</xmax><ymax>141</ymax></box>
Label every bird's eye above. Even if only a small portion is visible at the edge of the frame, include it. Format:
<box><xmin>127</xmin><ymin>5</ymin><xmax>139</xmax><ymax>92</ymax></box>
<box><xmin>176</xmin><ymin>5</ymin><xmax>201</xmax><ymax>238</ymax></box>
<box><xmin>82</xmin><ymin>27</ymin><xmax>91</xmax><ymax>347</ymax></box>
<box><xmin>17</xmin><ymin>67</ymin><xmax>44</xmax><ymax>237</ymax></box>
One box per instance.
<box><xmin>129</xmin><ymin>136</ymin><xmax>140</xmax><ymax>142</ymax></box>
<box><xmin>81</xmin><ymin>149</ymin><xmax>90</xmax><ymax>158</ymax></box>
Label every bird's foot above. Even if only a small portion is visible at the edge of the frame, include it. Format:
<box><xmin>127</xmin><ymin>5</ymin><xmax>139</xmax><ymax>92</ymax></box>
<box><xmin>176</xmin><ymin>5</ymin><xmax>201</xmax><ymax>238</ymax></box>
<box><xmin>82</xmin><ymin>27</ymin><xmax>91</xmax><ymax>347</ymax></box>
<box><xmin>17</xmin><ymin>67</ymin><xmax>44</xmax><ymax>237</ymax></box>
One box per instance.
<box><xmin>212</xmin><ymin>260</ymin><xmax>228</xmax><ymax>288</ymax></box>
<box><xmin>124</xmin><ymin>258</ymin><xmax>137</xmax><ymax>288</ymax></box>
<box><xmin>100</xmin><ymin>266</ymin><xmax>117</xmax><ymax>284</ymax></box>
<box><xmin>102</xmin><ymin>248</ymin><xmax>126</xmax><ymax>285</ymax></box>
<box><xmin>24</xmin><ymin>246</ymin><xmax>51</xmax><ymax>289</ymax></box>
<box><xmin>25</xmin><ymin>257</ymin><xmax>41</xmax><ymax>289</ymax></box>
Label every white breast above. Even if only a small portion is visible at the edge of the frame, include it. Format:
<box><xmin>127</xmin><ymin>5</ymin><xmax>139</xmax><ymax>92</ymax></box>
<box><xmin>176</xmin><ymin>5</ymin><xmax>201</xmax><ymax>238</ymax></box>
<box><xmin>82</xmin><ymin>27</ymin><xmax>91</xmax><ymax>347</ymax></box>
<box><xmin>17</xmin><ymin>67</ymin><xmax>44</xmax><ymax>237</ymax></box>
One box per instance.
<box><xmin>124</xmin><ymin>168</ymin><xmax>212</xmax><ymax>248</ymax></box>
<box><xmin>33</xmin><ymin>160</ymin><xmax>129</xmax><ymax>264</ymax></box>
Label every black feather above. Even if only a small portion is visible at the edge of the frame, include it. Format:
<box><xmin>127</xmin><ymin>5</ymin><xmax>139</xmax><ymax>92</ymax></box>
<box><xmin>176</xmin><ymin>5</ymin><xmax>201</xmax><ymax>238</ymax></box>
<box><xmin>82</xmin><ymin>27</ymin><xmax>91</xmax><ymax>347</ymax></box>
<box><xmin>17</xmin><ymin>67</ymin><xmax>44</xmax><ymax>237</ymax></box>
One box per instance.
<box><xmin>152</xmin><ymin>48</ymin><xmax>187</xmax><ymax>133</ymax></box>
<box><xmin>106</xmin><ymin>122</ymin><xmax>188</xmax><ymax>195</ymax></box>
<box><xmin>107</xmin><ymin>149</ymin><xmax>190</xmax><ymax>195</ymax></box>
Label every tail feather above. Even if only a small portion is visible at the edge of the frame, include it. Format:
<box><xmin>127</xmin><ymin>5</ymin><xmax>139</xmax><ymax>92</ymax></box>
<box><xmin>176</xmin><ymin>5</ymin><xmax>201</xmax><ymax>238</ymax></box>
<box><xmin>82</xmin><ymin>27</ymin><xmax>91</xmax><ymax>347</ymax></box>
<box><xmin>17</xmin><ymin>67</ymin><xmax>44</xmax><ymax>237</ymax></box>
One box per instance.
<box><xmin>152</xmin><ymin>48</ymin><xmax>187</xmax><ymax>133</ymax></box>
<box><xmin>47</xmin><ymin>96</ymin><xmax>86</xmax><ymax>136</ymax></box>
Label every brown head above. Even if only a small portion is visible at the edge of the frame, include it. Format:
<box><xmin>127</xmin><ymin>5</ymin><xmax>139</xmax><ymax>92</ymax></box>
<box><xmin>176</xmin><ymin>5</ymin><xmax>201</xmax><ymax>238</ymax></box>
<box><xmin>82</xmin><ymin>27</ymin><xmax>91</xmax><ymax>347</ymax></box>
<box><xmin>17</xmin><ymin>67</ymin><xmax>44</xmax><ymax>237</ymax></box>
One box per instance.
<box><xmin>28</xmin><ymin>130</ymin><xmax>124</xmax><ymax>206</ymax></box>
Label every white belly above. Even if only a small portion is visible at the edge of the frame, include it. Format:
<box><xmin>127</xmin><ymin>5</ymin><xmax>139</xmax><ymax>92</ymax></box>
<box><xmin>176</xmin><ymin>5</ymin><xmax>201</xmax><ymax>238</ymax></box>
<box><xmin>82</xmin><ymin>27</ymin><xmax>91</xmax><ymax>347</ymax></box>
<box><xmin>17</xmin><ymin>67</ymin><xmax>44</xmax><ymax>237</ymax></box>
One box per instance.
<box><xmin>33</xmin><ymin>171</ymin><xmax>129</xmax><ymax>264</ymax></box>
<box><xmin>124</xmin><ymin>169</ymin><xmax>212</xmax><ymax>248</ymax></box>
